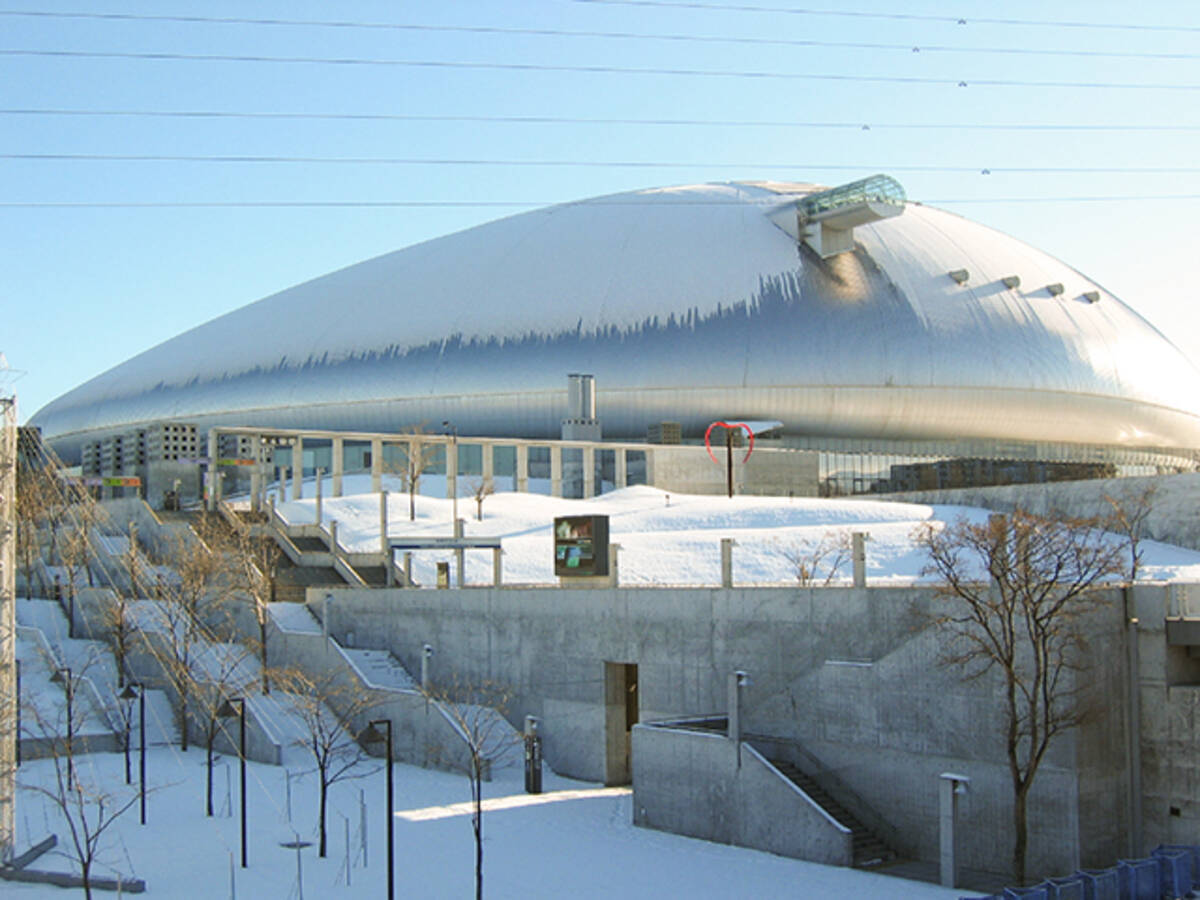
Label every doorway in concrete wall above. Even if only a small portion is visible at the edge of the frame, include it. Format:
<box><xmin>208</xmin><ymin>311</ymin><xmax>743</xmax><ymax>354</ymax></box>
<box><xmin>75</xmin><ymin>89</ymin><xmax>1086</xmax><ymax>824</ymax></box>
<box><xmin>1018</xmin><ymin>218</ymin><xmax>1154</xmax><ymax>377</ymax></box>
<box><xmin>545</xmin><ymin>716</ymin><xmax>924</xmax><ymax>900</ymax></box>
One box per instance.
<box><xmin>604</xmin><ymin>662</ymin><xmax>639</xmax><ymax>786</ymax></box>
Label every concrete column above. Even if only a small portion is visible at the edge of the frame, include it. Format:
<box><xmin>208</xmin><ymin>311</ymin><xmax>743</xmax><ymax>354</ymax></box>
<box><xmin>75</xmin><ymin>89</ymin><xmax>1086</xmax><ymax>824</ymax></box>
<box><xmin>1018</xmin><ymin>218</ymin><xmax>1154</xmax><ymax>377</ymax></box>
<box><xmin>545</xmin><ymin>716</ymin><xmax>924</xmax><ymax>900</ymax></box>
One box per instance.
<box><xmin>329</xmin><ymin>520</ymin><xmax>339</xmax><ymax>557</ymax></box>
<box><xmin>250</xmin><ymin>434</ymin><xmax>262</xmax><ymax>513</ymax></box>
<box><xmin>607</xmin><ymin>543</ymin><xmax>620</xmax><ymax>588</ymax></box>
<box><xmin>454</xmin><ymin>518</ymin><xmax>465</xmax><ymax>587</ymax></box>
<box><xmin>292</xmin><ymin>436</ymin><xmax>304</xmax><ymax>499</ymax></box>
<box><xmin>550</xmin><ymin>446</ymin><xmax>563</xmax><ymax>497</ymax></box>
<box><xmin>492</xmin><ymin>547</ymin><xmax>503</xmax><ymax>587</ymax></box>
<box><xmin>727</xmin><ymin>670</ymin><xmax>749</xmax><ymax>767</ymax></box>
<box><xmin>332</xmin><ymin>437</ymin><xmax>344</xmax><ymax>497</ymax></box>
<box><xmin>446</xmin><ymin>439</ymin><xmax>458</xmax><ymax>501</ymax></box>
<box><xmin>370</xmin><ymin>438</ymin><xmax>383</xmax><ymax>493</ymax></box>
<box><xmin>1126</xmin><ymin>601</ymin><xmax>1143</xmax><ymax>856</ymax></box>
<box><xmin>403</xmin><ymin>552</ymin><xmax>413</xmax><ymax>588</ymax></box>
<box><xmin>515</xmin><ymin>444</ymin><xmax>529</xmax><ymax>493</ymax></box>
<box><xmin>583</xmin><ymin>446</ymin><xmax>596</xmax><ymax>498</ymax></box>
<box><xmin>278</xmin><ymin>466</ymin><xmax>288</xmax><ymax>503</ymax></box>
<box><xmin>379</xmin><ymin>490</ymin><xmax>389</xmax><ymax>556</ymax></box>
<box><xmin>852</xmin><ymin>532</ymin><xmax>868</xmax><ymax>587</ymax></box>
<box><xmin>315</xmin><ymin>468</ymin><xmax>323</xmax><ymax>525</ymax></box>
<box><xmin>939</xmin><ymin>773</ymin><xmax>970</xmax><ymax>887</ymax></box>
<box><xmin>482</xmin><ymin>443</ymin><xmax>494</xmax><ymax>483</ymax></box>
<box><xmin>721</xmin><ymin>538</ymin><xmax>737</xmax><ymax>588</ymax></box>
<box><xmin>644</xmin><ymin>447</ymin><xmax>655</xmax><ymax>488</ymax></box>
<box><xmin>206</xmin><ymin>430</ymin><xmax>219</xmax><ymax>511</ymax></box>
<box><xmin>615</xmin><ymin>448</ymin><xmax>628</xmax><ymax>489</ymax></box>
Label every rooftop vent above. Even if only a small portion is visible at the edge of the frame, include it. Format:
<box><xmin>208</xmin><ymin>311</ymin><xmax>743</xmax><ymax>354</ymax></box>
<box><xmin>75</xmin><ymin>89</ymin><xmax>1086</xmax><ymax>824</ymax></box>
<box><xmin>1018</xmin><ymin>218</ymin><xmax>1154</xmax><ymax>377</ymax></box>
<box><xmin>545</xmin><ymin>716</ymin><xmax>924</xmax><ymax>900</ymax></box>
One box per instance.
<box><xmin>1001</xmin><ymin>275</ymin><xmax>1021</xmax><ymax>289</ymax></box>
<box><xmin>948</xmin><ymin>269</ymin><xmax>970</xmax><ymax>285</ymax></box>
<box><xmin>1046</xmin><ymin>283</ymin><xmax>1065</xmax><ymax>297</ymax></box>
<box><xmin>1082</xmin><ymin>291</ymin><xmax>1100</xmax><ymax>304</ymax></box>
<box><xmin>768</xmin><ymin>174</ymin><xmax>906</xmax><ymax>259</ymax></box>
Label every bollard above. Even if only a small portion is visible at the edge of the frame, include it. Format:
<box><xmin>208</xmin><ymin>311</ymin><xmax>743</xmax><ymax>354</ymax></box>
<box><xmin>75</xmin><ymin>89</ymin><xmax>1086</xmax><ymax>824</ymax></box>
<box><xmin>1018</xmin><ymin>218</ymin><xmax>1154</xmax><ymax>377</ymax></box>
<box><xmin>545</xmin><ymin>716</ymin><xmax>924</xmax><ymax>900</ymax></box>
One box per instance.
<box><xmin>524</xmin><ymin>716</ymin><xmax>543</xmax><ymax>794</ymax></box>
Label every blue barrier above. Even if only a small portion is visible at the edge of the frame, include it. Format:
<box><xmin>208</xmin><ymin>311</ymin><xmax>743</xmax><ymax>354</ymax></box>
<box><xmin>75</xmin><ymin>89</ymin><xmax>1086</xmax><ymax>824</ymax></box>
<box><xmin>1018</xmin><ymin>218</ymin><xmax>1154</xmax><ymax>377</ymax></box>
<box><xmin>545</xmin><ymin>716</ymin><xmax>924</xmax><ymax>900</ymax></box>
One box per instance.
<box><xmin>1040</xmin><ymin>875</ymin><xmax>1085</xmax><ymax>900</ymax></box>
<box><xmin>1153</xmin><ymin>849</ymin><xmax>1193</xmax><ymax>899</ymax></box>
<box><xmin>1117</xmin><ymin>858</ymin><xmax>1159</xmax><ymax>900</ymax></box>
<box><xmin>1155</xmin><ymin>844</ymin><xmax>1200</xmax><ymax>895</ymax></box>
<box><xmin>1004</xmin><ymin>888</ymin><xmax>1049</xmax><ymax>900</ymax></box>
<box><xmin>1074</xmin><ymin>868</ymin><xmax>1119</xmax><ymax>900</ymax></box>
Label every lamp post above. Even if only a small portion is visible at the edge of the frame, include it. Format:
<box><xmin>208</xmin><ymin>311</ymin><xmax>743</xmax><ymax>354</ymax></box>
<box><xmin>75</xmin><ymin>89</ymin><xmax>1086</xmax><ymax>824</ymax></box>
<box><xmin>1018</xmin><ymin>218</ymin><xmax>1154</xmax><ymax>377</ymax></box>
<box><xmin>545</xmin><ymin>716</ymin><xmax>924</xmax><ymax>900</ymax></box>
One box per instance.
<box><xmin>362</xmin><ymin>719</ymin><xmax>394</xmax><ymax>900</ymax></box>
<box><xmin>50</xmin><ymin>667</ymin><xmax>74</xmax><ymax>788</ymax></box>
<box><xmin>442</xmin><ymin>421</ymin><xmax>458</xmax><ymax>530</ymax></box>
<box><xmin>119</xmin><ymin>682</ymin><xmax>146</xmax><ymax>824</ymax></box>
<box><xmin>218</xmin><ymin>697</ymin><xmax>247</xmax><ymax>868</ymax></box>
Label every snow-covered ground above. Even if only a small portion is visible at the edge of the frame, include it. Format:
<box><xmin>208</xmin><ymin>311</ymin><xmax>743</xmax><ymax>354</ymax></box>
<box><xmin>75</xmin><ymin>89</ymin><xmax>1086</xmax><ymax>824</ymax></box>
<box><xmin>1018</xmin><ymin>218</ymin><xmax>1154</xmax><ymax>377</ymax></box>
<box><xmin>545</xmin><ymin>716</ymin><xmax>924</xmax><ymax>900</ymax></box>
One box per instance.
<box><xmin>271</xmin><ymin>474</ymin><xmax>1200</xmax><ymax>587</ymax></box>
<box><xmin>8</xmin><ymin>746</ymin><xmax>966</xmax><ymax>899</ymax></box>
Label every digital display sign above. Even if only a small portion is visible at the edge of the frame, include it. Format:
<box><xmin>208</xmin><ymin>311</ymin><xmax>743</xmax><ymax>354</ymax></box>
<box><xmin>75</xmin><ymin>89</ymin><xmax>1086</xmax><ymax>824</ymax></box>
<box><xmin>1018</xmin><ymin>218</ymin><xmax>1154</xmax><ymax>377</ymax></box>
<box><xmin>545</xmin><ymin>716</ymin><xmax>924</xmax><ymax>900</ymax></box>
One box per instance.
<box><xmin>554</xmin><ymin>515</ymin><xmax>610</xmax><ymax>577</ymax></box>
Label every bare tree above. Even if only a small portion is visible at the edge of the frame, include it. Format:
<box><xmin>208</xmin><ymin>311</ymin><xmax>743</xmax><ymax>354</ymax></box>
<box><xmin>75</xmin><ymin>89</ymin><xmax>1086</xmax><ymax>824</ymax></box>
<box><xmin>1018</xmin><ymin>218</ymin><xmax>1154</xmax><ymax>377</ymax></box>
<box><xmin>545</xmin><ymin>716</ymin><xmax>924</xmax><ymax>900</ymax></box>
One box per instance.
<box><xmin>426</xmin><ymin>679</ymin><xmax>520</xmax><ymax>900</ymax></box>
<box><xmin>776</xmin><ymin>530</ymin><xmax>852</xmax><ymax>586</ymax></box>
<box><xmin>273</xmin><ymin>668</ymin><xmax>379</xmax><ymax>857</ymax></box>
<box><xmin>229</xmin><ymin>523</ymin><xmax>282</xmax><ymax>693</ymax></box>
<box><xmin>101</xmin><ymin>522</ymin><xmax>143</xmax><ymax>688</ymax></box>
<box><xmin>1103</xmin><ymin>483</ymin><xmax>1157</xmax><ymax>582</ymax></box>
<box><xmin>386</xmin><ymin>427</ymin><xmax>438</xmax><ymax>522</ymax></box>
<box><xmin>915</xmin><ymin>510</ymin><xmax>1126</xmax><ymax>885</ymax></box>
<box><xmin>195</xmin><ymin>644</ymin><xmax>255</xmax><ymax>817</ymax></box>
<box><xmin>468</xmin><ymin>476</ymin><xmax>495</xmax><ymax>521</ymax></box>
<box><xmin>22</xmin><ymin>683</ymin><xmax>140</xmax><ymax>899</ymax></box>
<box><xmin>15</xmin><ymin>457</ymin><xmax>55</xmax><ymax>593</ymax></box>
<box><xmin>157</xmin><ymin>514</ymin><xmax>230</xmax><ymax>751</ymax></box>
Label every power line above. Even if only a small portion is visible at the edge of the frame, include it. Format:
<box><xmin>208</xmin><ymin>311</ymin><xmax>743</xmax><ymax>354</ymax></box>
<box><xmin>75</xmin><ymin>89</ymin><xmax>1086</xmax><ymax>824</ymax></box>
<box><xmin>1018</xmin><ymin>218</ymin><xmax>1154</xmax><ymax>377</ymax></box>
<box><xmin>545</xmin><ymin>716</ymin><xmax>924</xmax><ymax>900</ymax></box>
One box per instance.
<box><xmin>6</xmin><ymin>153</ymin><xmax>1200</xmax><ymax>175</ymax></box>
<box><xmin>2</xmin><ymin>9</ymin><xmax>1197</xmax><ymax>61</ymax></box>
<box><xmin>3</xmin><ymin>48</ymin><xmax>1199</xmax><ymax>91</ymax></box>
<box><xmin>4</xmin><ymin>107</ymin><xmax>1199</xmax><ymax>132</ymax></box>
<box><xmin>4</xmin><ymin>195</ymin><xmax>1199</xmax><ymax>209</ymax></box>
<box><xmin>572</xmin><ymin>0</ymin><xmax>1200</xmax><ymax>34</ymax></box>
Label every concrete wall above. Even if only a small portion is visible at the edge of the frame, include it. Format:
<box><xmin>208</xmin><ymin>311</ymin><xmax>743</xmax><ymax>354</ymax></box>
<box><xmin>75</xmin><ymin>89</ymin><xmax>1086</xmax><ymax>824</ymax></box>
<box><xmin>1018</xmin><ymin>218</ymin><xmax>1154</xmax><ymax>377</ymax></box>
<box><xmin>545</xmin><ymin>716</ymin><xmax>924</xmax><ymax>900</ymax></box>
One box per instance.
<box><xmin>632</xmin><ymin>723</ymin><xmax>854</xmax><ymax>865</ymax></box>
<box><xmin>884</xmin><ymin>472</ymin><xmax>1200</xmax><ymax>553</ymax></box>
<box><xmin>315</xmin><ymin>583</ymin><xmax>1136</xmax><ymax>878</ymax></box>
<box><xmin>650</xmin><ymin>445</ymin><xmax>818</xmax><ymax>497</ymax></box>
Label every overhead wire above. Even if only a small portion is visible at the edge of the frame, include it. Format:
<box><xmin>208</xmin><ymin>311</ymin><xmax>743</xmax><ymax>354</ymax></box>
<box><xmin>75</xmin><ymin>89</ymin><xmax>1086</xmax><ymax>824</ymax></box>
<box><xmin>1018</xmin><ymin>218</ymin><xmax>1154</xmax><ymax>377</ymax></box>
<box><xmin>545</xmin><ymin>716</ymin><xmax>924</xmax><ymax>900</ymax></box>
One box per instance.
<box><xmin>3</xmin><ymin>152</ymin><xmax>1197</xmax><ymax>174</ymax></box>
<box><xmin>2</xmin><ymin>108</ymin><xmax>1198</xmax><ymax>132</ymax></box>
<box><xmin>2</xmin><ymin>48</ymin><xmax>1198</xmax><ymax>91</ymax></box>
<box><xmin>570</xmin><ymin>0</ymin><xmax>1200</xmax><ymax>34</ymax></box>
<box><xmin>4</xmin><ymin>195</ymin><xmax>1200</xmax><ymax>209</ymax></box>
<box><xmin>1</xmin><ymin>8</ymin><xmax>1197</xmax><ymax>60</ymax></box>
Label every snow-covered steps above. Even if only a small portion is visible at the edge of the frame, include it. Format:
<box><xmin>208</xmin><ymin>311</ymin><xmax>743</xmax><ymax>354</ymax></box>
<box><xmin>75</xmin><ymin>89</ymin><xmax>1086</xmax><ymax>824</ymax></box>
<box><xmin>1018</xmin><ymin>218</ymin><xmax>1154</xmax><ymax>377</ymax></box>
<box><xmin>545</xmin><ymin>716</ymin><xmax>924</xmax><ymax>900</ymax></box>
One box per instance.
<box><xmin>339</xmin><ymin>647</ymin><xmax>417</xmax><ymax>692</ymax></box>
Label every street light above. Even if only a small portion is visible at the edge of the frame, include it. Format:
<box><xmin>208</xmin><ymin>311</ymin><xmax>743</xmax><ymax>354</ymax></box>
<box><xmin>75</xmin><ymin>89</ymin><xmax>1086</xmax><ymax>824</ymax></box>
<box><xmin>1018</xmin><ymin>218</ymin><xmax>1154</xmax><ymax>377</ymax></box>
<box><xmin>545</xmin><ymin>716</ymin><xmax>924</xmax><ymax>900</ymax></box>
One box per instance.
<box><xmin>50</xmin><ymin>667</ymin><xmax>74</xmax><ymax>788</ymax></box>
<box><xmin>119</xmin><ymin>682</ymin><xmax>146</xmax><ymax>824</ymax></box>
<box><xmin>217</xmin><ymin>697</ymin><xmax>247</xmax><ymax>868</ymax></box>
<box><xmin>361</xmin><ymin>719</ymin><xmax>394</xmax><ymax>900</ymax></box>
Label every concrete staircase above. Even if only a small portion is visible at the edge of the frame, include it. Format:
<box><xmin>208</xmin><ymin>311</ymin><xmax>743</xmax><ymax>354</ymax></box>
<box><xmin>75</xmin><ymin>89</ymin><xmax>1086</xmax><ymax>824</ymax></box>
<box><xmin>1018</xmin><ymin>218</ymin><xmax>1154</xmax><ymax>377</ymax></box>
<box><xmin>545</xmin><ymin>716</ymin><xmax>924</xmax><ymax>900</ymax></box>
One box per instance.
<box><xmin>340</xmin><ymin>647</ymin><xmax>417</xmax><ymax>691</ymax></box>
<box><xmin>769</xmin><ymin>759</ymin><xmax>896</xmax><ymax>868</ymax></box>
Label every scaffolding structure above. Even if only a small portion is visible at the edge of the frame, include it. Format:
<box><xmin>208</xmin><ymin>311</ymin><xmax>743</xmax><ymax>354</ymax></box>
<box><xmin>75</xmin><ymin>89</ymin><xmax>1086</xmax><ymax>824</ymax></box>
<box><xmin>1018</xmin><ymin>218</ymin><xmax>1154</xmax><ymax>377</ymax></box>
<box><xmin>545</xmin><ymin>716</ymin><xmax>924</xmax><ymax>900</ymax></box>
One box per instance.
<box><xmin>0</xmin><ymin>394</ymin><xmax>15</xmax><ymax>864</ymax></box>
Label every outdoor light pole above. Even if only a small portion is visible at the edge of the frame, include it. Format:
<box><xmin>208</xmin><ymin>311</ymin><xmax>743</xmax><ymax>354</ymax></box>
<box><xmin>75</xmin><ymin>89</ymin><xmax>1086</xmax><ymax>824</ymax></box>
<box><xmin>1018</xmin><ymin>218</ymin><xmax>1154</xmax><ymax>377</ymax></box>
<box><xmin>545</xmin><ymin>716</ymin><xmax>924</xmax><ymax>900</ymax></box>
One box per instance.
<box><xmin>364</xmin><ymin>719</ymin><xmax>394</xmax><ymax>900</ymax></box>
<box><xmin>219</xmin><ymin>697</ymin><xmax>248</xmax><ymax>868</ymax></box>
<box><xmin>120</xmin><ymin>682</ymin><xmax>146</xmax><ymax>823</ymax></box>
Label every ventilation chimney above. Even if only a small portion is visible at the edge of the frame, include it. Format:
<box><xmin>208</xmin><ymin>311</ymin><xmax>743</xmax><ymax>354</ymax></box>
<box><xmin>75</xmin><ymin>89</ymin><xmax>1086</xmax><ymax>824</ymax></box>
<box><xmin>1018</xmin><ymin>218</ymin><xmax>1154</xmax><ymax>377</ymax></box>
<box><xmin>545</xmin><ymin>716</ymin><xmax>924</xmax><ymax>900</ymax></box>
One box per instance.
<box><xmin>562</xmin><ymin>374</ymin><xmax>601</xmax><ymax>441</ymax></box>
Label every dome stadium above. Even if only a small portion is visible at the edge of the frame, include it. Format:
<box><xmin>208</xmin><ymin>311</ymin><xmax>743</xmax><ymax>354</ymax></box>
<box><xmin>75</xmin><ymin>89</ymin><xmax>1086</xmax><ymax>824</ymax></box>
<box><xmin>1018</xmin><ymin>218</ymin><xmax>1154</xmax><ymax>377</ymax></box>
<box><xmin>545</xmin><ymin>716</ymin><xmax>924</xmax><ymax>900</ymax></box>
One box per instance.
<box><xmin>31</xmin><ymin>176</ymin><xmax>1200</xmax><ymax>479</ymax></box>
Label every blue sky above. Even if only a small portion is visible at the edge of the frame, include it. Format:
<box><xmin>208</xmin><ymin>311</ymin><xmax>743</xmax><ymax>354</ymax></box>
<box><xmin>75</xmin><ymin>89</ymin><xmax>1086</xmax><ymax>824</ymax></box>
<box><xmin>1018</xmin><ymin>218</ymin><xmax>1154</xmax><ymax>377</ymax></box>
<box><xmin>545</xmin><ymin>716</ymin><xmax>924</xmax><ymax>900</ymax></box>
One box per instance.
<box><xmin>3</xmin><ymin>0</ymin><xmax>1199</xmax><ymax>422</ymax></box>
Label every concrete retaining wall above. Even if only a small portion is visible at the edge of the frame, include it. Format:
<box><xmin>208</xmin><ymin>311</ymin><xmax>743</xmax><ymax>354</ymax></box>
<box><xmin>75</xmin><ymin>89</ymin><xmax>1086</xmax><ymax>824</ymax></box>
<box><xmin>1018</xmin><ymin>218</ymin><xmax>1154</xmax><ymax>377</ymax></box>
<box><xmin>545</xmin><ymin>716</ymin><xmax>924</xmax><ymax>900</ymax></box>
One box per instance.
<box><xmin>315</xmin><ymin>582</ymin><xmax>1136</xmax><ymax>877</ymax></box>
<box><xmin>883</xmin><ymin>473</ymin><xmax>1200</xmax><ymax>552</ymax></box>
<box><xmin>632</xmin><ymin>723</ymin><xmax>854</xmax><ymax>865</ymax></box>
